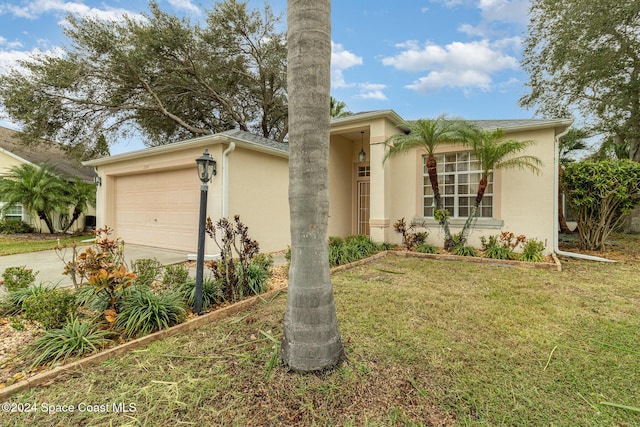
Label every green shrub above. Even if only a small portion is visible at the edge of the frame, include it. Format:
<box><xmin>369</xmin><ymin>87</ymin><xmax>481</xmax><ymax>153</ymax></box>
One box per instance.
<box><xmin>0</xmin><ymin>283</ymin><xmax>49</xmax><ymax>315</ymax></box>
<box><xmin>23</xmin><ymin>289</ymin><xmax>77</xmax><ymax>329</ymax></box>
<box><xmin>175</xmin><ymin>278</ymin><xmax>223</xmax><ymax>310</ymax></box>
<box><xmin>1</xmin><ymin>266</ymin><xmax>38</xmax><ymax>291</ymax></box>
<box><xmin>378</xmin><ymin>241</ymin><xmax>395</xmax><ymax>251</ymax></box>
<box><xmin>163</xmin><ymin>264</ymin><xmax>190</xmax><ymax>285</ymax></box>
<box><xmin>245</xmin><ymin>262</ymin><xmax>270</xmax><ymax>295</ymax></box>
<box><xmin>484</xmin><ymin>245</ymin><xmax>515</xmax><ymax>260</ymax></box>
<box><xmin>24</xmin><ymin>317</ymin><xmax>113</xmax><ymax>367</ymax></box>
<box><xmin>416</xmin><ymin>243</ymin><xmax>437</xmax><ymax>254</ymax></box>
<box><xmin>116</xmin><ymin>287</ymin><xmax>187</xmax><ymax>338</ymax></box>
<box><xmin>132</xmin><ymin>258</ymin><xmax>163</xmax><ymax>287</ymax></box>
<box><xmin>328</xmin><ymin>235</ymin><xmax>380</xmax><ymax>266</ymax></box>
<box><xmin>521</xmin><ymin>239</ymin><xmax>545</xmax><ymax>262</ymax></box>
<box><xmin>452</xmin><ymin>245</ymin><xmax>478</xmax><ymax>257</ymax></box>
<box><xmin>252</xmin><ymin>253</ymin><xmax>274</xmax><ymax>271</ymax></box>
<box><xmin>74</xmin><ymin>284</ymin><xmax>111</xmax><ymax>312</ymax></box>
<box><xmin>0</xmin><ymin>219</ymin><xmax>34</xmax><ymax>234</ymax></box>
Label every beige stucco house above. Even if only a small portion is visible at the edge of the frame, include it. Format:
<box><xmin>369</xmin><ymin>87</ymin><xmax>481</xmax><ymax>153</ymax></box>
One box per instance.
<box><xmin>85</xmin><ymin>111</ymin><xmax>572</xmax><ymax>255</ymax></box>
<box><xmin>0</xmin><ymin>126</ymin><xmax>96</xmax><ymax>232</ymax></box>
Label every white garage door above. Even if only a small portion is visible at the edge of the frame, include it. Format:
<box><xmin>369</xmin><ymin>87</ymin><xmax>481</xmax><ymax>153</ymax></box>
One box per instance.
<box><xmin>114</xmin><ymin>169</ymin><xmax>200</xmax><ymax>251</ymax></box>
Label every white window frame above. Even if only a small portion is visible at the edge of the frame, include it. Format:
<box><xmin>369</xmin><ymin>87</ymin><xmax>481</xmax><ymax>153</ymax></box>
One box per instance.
<box><xmin>423</xmin><ymin>152</ymin><xmax>494</xmax><ymax>218</ymax></box>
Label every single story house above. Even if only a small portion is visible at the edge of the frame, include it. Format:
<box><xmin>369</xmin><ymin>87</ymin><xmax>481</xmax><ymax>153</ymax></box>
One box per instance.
<box><xmin>84</xmin><ymin>111</ymin><xmax>573</xmax><ymax>255</ymax></box>
<box><xmin>0</xmin><ymin>126</ymin><xmax>97</xmax><ymax>232</ymax></box>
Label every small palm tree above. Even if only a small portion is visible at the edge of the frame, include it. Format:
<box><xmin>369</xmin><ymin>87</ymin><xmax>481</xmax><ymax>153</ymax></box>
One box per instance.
<box><xmin>330</xmin><ymin>96</ymin><xmax>352</xmax><ymax>118</ymax></box>
<box><xmin>458</xmin><ymin>128</ymin><xmax>542</xmax><ymax>246</ymax></box>
<box><xmin>384</xmin><ymin>115</ymin><xmax>473</xmax><ymax>250</ymax></box>
<box><xmin>62</xmin><ymin>179</ymin><xmax>97</xmax><ymax>233</ymax></box>
<box><xmin>0</xmin><ymin>163</ymin><xmax>67</xmax><ymax>233</ymax></box>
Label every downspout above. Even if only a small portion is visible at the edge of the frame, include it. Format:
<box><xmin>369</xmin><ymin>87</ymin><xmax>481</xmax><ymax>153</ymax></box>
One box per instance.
<box><xmin>553</xmin><ymin>128</ymin><xmax>616</xmax><ymax>262</ymax></box>
<box><xmin>222</xmin><ymin>142</ymin><xmax>236</xmax><ymax>218</ymax></box>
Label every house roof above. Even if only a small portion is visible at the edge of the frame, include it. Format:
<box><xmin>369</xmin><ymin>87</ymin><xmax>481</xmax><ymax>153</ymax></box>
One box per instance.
<box><xmin>0</xmin><ymin>126</ymin><xmax>95</xmax><ymax>181</ymax></box>
<box><xmin>84</xmin><ymin>128</ymin><xmax>290</xmax><ymax>167</ymax></box>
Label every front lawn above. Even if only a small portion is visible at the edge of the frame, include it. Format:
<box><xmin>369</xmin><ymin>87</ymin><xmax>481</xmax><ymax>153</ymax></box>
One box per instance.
<box><xmin>0</xmin><ymin>234</ymin><xmax>93</xmax><ymax>256</ymax></box>
<box><xmin>2</xmin><ymin>236</ymin><xmax>639</xmax><ymax>426</ymax></box>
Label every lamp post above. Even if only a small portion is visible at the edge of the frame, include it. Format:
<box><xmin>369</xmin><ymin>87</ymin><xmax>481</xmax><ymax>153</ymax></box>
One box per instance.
<box><xmin>194</xmin><ymin>148</ymin><xmax>216</xmax><ymax>314</ymax></box>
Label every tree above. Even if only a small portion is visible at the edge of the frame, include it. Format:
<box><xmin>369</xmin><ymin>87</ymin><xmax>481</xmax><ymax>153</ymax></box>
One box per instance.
<box><xmin>0</xmin><ymin>164</ymin><xmax>67</xmax><ymax>233</ymax></box>
<box><xmin>330</xmin><ymin>96</ymin><xmax>352</xmax><ymax>118</ymax></box>
<box><xmin>458</xmin><ymin>129</ymin><xmax>542</xmax><ymax>246</ymax></box>
<box><xmin>0</xmin><ymin>0</ymin><xmax>287</xmax><ymax>154</ymax></box>
<box><xmin>562</xmin><ymin>160</ymin><xmax>640</xmax><ymax>250</ymax></box>
<box><xmin>62</xmin><ymin>179</ymin><xmax>97</xmax><ymax>233</ymax></box>
<box><xmin>281</xmin><ymin>0</ymin><xmax>344</xmax><ymax>372</ymax></box>
<box><xmin>520</xmin><ymin>0</ymin><xmax>640</xmax><ymax>161</ymax></box>
<box><xmin>384</xmin><ymin>116</ymin><xmax>471</xmax><ymax>251</ymax></box>
<box><xmin>558</xmin><ymin>129</ymin><xmax>588</xmax><ymax>233</ymax></box>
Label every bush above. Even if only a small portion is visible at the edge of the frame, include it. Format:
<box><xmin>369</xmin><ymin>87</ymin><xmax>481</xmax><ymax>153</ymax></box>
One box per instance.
<box><xmin>132</xmin><ymin>258</ymin><xmax>164</xmax><ymax>287</ymax></box>
<box><xmin>24</xmin><ymin>317</ymin><xmax>113</xmax><ymax>367</ymax></box>
<box><xmin>0</xmin><ymin>219</ymin><xmax>34</xmax><ymax>234</ymax></box>
<box><xmin>1</xmin><ymin>266</ymin><xmax>38</xmax><ymax>291</ymax></box>
<box><xmin>116</xmin><ymin>287</ymin><xmax>186</xmax><ymax>338</ymax></box>
<box><xmin>484</xmin><ymin>245</ymin><xmax>515</xmax><ymax>260</ymax></box>
<box><xmin>452</xmin><ymin>245</ymin><xmax>478</xmax><ymax>257</ymax></box>
<box><xmin>416</xmin><ymin>243</ymin><xmax>437</xmax><ymax>254</ymax></box>
<box><xmin>74</xmin><ymin>284</ymin><xmax>111</xmax><ymax>312</ymax></box>
<box><xmin>328</xmin><ymin>235</ymin><xmax>380</xmax><ymax>267</ymax></box>
<box><xmin>175</xmin><ymin>278</ymin><xmax>223</xmax><ymax>311</ymax></box>
<box><xmin>0</xmin><ymin>283</ymin><xmax>49</xmax><ymax>315</ymax></box>
<box><xmin>521</xmin><ymin>239</ymin><xmax>545</xmax><ymax>262</ymax></box>
<box><xmin>393</xmin><ymin>218</ymin><xmax>428</xmax><ymax>250</ymax></box>
<box><xmin>163</xmin><ymin>264</ymin><xmax>190</xmax><ymax>286</ymax></box>
<box><xmin>23</xmin><ymin>289</ymin><xmax>77</xmax><ymax>330</ymax></box>
<box><xmin>563</xmin><ymin>160</ymin><xmax>640</xmax><ymax>250</ymax></box>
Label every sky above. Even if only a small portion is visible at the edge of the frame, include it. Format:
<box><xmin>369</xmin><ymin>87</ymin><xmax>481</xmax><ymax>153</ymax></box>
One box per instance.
<box><xmin>0</xmin><ymin>0</ymin><xmax>534</xmax><ymax>154</ymax></box>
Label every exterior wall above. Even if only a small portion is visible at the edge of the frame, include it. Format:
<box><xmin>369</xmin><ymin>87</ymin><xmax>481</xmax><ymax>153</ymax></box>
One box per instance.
<box><xmin>226</xmin><ymin>146</ymin><xmax>290</xmax><ymax>253</ymax></box>
<box><xmin>94</xmin><ymin>139</ymin><xmax>290</xmax><ymax>254</ymax></box>
<box><xmin>328</xmin><ymin>134</ymin><xmax>354</xmax><ymax>237</ymax></box>
<box><xmin>386</xmin><ymin>127</ymin><xmax>557</xmax><ymax>254</ymax></box>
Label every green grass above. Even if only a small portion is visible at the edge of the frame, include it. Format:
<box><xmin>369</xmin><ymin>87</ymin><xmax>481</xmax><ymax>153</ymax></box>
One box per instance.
<box><xmin>3</xmin><ymin>235</ymin><xmax>640</xmax><ymax>426</ymax></box>
<box><xmin>0</xmin><ymin>235</ymin><xmax>92</xmax><ymax>256</ymax></box>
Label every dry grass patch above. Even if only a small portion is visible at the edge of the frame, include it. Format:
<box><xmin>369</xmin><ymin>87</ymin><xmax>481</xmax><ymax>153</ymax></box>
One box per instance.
<box><xmin>2</xmin><ymin>234</ymin><xmax>639</xmax><ymax>426</ymax></box>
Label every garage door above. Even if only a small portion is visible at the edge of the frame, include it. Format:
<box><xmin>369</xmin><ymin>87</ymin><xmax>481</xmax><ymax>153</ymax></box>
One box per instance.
<box><xmin>114</xmin><ymin>169</ymin><xmax>200</xmax><ymax>251</ymax></box>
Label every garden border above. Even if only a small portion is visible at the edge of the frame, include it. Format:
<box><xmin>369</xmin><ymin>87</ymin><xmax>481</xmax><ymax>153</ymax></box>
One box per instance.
<box><xmin>1</xmin><ymin>250</ymin><xmax>561</xmax><ymax>401</ymax></box>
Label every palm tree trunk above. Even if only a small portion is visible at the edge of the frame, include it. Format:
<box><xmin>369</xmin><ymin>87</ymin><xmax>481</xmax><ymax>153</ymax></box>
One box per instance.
<box><xmin>460</xmin><ymin>174</ymin><xmax>488</xmax><ymax>246</ymax></box>
<box><xmin>281</xmin><ymin>0</ymin><xmax>344</xmax><ymax>372</ymax></box>
<box><xmin>427</xmin><ymin>154</ymin><xmax>454</xmax><ymax>250</ymax></box>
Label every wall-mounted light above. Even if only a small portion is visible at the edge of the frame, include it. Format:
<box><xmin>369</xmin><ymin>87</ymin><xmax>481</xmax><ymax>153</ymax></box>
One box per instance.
<box><xmin>94</xmin><ymin>176</ymin><xmax>102</xmax><ymax>186</ymax></box>
<box><xmin>358</xmin><ymin>131</ymin><xmax>366</xmax><ymax>162</ymax></box>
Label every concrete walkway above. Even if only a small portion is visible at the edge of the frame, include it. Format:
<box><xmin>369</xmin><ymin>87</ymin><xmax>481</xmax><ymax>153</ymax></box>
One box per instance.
<box><xmin>0</xmin><ymin>244</ymin><xmax>287</xmax><ymax>292</ymax></box>
<box><xmin>0</xmin><ymin>244</ymin><xmax>191</xmax><ymax>290</ymax></box>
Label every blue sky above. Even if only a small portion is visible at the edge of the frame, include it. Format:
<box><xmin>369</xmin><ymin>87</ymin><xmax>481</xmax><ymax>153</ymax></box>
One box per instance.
<box><xmin>0</xmin><ymin>0</ymin><xmax>533</xmax><ymax>154</ymax></box>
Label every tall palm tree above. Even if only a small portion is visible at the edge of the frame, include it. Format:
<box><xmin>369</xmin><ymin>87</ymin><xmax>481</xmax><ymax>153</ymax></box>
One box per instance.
<box><xmin>0</xmin><ymin>163</ymin><xmax>67</xmax><ymax>233</ymax></box>
<box><xmin>384</xmin><ymin>116</ymin><xmax>472</xmax><ymax>250</ymax></box>
<box><xmin>330</xmin><ymin>96</ymin><xmax>352</xmax><ymax>118</ymax></box>
<box><xmin>62</xmin><ymin>179</ymin><xmax>97</xmax><ymax>233</ymax></box>
<box><xmin>458</xmin><ymin>128</ymin><xmax>542</xmax><ymax>245</ymax></box>
<box><xmin>281</xmin><ymin>0</ymin><xmax>344</xmax><ymax>372</ymax></box>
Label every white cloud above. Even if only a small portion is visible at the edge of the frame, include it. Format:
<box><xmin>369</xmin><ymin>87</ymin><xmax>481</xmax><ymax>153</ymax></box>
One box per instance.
<box><xmin>0</xmin><ymin>46</ymin><xmax>64</xmax><ymax>75</ymax></box>
<box><xmin>4</xmin><ymin>0</ymin><xmax>142</xmax><ymax>22</ymax></box>
<box><xmin>382</xmin><ymin>39</ymin><xmax>519</xmax><ymax>93</ymax></box>
<box><xmin>166</xmin><ymin>0</ymin><xmax>200</xmax><ymax>14</ymax></box>
<box><xmin>355</xmin><ymin>83</ymin><xmax>388</xmax><ymax>100</ymax></box>
<box><xmin>0</xmin><ymin>36</ymin><xmax>23</xmax><ymax>49</ymax></box>
<box><xmin>331</xmin><ymin>41</ymin><xmax>363</xmax><ymax>88</ymax></box>
<box><xmin>478</xmin><ymin>0</ymin><xmax>530</xmax><ymax>26</ymax></box>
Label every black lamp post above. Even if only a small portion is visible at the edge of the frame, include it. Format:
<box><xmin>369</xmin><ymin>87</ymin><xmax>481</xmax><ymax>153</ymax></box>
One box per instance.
<box><xmin>194</xmin><ymin>148</ymin><xmax>216</xmax><ymax>314</ymax></box>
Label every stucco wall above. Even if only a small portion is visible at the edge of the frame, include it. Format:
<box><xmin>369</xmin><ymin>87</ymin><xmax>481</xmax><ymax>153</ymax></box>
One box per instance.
<box><xmin>328</xmin><ymin>134</ymin><xmax>354</xmax><ymax>237</ymax></box>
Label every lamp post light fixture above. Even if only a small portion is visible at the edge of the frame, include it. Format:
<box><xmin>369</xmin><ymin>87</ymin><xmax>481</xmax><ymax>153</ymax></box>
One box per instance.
<box><xmin>358</xmin><ymin>131</ymin><xmax>366</xmax><ymax>162</ymax></box>
<box><xmin>194</xmin><ymin>148</ymin><xmax>217</xmax><ymax>314</ymax></box>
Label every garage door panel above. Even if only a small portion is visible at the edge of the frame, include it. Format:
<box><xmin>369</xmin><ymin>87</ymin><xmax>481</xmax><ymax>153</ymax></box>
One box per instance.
<box><xmin>114</xmin><ymin>169</ymin><xmax>199</xmax><ymax>251</ymax></box>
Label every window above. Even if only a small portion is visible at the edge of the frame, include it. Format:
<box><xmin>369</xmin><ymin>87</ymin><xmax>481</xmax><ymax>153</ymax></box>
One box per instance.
<box><xmin>3</xmin><ymin>204</ymin><xmax>23</xmax><ymax>221</ymax></box>
<box><xmin>423</xmin><ymin>152</ymin><xmax>493</xmax><ymax>218</ymax></box>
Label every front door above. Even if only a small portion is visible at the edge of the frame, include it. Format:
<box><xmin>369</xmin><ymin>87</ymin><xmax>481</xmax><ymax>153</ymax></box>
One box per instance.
<box><xmin>355</xmin><ymin>164</ymin><xmax>370</xmax><ymax>236</ymax></box>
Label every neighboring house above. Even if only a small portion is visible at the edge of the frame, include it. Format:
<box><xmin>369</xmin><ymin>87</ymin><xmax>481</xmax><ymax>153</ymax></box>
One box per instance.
<box><xmin>85</xmin><ymin>111</ymin><xmax>572</xmax><ymax>255</ymax></box>
<box><xmin>0</xmin><ymin>126</ymin><xmax>97</xmax><ymax>232</ymax></box>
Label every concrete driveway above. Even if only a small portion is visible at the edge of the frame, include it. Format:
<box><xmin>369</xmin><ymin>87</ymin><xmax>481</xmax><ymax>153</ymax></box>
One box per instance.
<box><xmin>0</xmin><ymin>244</ymin><xmax>191</xmax><ymax>291</ymax></box>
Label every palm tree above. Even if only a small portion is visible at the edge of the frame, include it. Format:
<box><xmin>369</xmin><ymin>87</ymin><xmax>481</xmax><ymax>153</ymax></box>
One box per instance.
<box><xmin>458</xmin><ymin>129</ymin><xmax>542</xmax><ymax>246</ymax></box>
<box><xmin>384</xmin><ymin>116</ymin><xmax>472</xmax><ymax>250</ymax></box>
<box><xmin>0</xmin><ymin>163</ymin><xmax>67</xmax><ymax>233</ymax></box>
<box><xmin>62</xmin><ymin>179</ymin><xmax>97</xmax><ymax>233</ymax></box>
<box><xmin>330</xmin><ymin>96</ymin><xmax>352</xmax><ymax>118</ymax></box>
<box><xmin>281</xmin><ymin>0</ymin><xmax>344</xmax><ymax>372</ymax></box>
